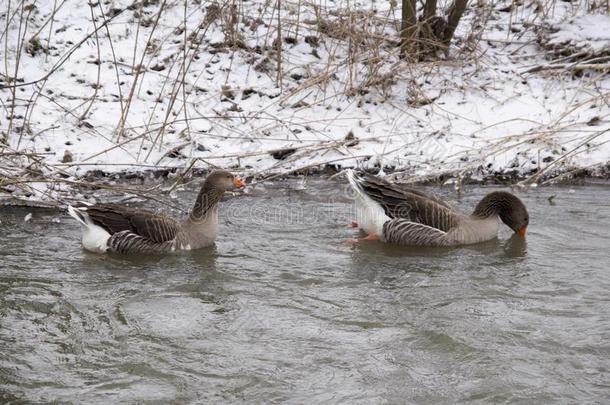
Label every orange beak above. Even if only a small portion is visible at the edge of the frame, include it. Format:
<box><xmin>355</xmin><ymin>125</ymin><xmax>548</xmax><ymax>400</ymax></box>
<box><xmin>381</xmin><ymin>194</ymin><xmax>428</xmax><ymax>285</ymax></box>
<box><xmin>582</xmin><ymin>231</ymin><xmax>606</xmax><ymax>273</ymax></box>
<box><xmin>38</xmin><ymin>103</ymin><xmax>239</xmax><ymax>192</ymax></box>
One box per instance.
<box><xmin>233</xmin><ymin>177</ymin><xmax>245</xmax><ymax>188</ymax></box>
<box><xmin>516</xmin><ymin>226</ymin><xmax>527</xmax><ymax>237</ymax></box>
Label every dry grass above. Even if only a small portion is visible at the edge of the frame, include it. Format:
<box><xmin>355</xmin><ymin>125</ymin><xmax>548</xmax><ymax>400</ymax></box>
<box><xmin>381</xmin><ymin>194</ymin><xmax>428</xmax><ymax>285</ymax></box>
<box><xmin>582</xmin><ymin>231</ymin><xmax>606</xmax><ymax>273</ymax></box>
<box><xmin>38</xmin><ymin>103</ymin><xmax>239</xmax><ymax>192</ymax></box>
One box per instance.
<box><xmin>1</xmin><ymin>0</ymin><xmax>609</xmax><ymax>205</ymax></box>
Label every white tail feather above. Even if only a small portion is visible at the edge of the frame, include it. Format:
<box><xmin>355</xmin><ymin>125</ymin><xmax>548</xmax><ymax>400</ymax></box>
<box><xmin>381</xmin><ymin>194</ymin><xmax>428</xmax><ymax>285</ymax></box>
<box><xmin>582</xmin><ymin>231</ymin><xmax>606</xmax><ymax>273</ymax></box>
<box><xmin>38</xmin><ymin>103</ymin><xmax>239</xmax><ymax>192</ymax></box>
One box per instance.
<box><xmin>346</xmin><ymin>169</ymin><xmax>390</xmax><ymax>235</ymax></box>
<box><xmin>67</xmin><ymin>204</ymin><xmax>110</xmax><ymax>253</ymax></box>
<box><xmin>67</xmin><ymin>205</ymin><xmax>87</xmax><ymax>226</ymax></box>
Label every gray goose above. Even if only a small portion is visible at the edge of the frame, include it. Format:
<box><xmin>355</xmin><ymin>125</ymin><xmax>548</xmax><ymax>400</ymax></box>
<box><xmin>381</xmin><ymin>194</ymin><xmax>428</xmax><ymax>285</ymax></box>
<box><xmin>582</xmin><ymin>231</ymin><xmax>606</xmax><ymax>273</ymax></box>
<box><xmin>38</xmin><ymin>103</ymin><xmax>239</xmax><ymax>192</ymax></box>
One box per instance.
<box><xmin>68</xmin><ymin>170</ymin><xmax>245</xmax><ymax>253</ymax></box>
<box><xmin>346</xmin><ymin>170</ymin><xmax>529</xmax><ymax>246</ymax></box>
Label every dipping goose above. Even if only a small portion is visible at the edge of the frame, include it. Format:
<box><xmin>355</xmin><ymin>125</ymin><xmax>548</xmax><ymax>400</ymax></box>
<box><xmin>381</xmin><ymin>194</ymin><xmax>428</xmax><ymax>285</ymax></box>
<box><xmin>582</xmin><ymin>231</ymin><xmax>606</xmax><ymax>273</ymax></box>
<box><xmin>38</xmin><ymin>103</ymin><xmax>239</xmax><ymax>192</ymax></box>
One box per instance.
<box><xmin>346</xmin><ymin>170</ymin><xmax>529</xmax><ymax>246</ymax></box>
<box><xmin>68</xmin><ymin>170</ymin><xmax>245</xmax><ymax>253</ymax></box>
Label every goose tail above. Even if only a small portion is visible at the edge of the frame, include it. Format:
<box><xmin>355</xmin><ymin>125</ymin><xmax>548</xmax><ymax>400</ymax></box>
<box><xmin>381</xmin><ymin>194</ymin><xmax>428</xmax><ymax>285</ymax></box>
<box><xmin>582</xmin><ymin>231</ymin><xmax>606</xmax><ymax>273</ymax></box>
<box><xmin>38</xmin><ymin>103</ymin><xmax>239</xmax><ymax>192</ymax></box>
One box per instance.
<box><xmin>345</xmin><ymin>169</ymin><xmax>389</xmax><ymax>235</ymax></box>
<box><xmin>67</xmin><ymin>203</ymin><xmax>110</xmax><ymax>253</ymax></box>
<box><xmin>345</xmin><ymin>169</ymin><xmax>363</xmax><ymax>196</ymax></box>
<box><xmin>67</xmin><ymin>204</ymin><xmax>88</xmax><ymax>226</ymax></box>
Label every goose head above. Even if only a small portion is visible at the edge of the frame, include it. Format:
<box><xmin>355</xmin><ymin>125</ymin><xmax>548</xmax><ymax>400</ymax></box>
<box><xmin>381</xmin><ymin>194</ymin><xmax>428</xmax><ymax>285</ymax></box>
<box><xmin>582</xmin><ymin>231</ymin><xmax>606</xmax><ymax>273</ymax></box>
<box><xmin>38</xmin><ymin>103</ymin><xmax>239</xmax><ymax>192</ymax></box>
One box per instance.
<box><xmin>204</xmin><ymin>170</ymin><xmax>246</xmax><ymax>191</ymax></box>
<box><xmin>474</xmin><ymin>191</ymin><xmax>529</xmax><ymax>237</ymax></box>
<box><xmin>500</xmin><ymin>196</ymin><xmax>529</xmax><ymax>237</ymax></box>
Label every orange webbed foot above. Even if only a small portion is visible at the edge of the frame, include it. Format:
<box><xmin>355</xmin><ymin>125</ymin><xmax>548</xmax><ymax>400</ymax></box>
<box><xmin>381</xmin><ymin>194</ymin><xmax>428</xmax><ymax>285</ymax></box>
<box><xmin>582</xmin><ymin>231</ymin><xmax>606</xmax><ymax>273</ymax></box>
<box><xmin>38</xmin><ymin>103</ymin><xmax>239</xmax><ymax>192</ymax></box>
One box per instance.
<box><xmin>343</xmin><ymin>238</ymin><xmax>361</xmax><ymax>246</ymax></box>
<box><xmin>342</xmin><ymin>233</ymin><xmax>379</xmax><ymax>246</ymax></box>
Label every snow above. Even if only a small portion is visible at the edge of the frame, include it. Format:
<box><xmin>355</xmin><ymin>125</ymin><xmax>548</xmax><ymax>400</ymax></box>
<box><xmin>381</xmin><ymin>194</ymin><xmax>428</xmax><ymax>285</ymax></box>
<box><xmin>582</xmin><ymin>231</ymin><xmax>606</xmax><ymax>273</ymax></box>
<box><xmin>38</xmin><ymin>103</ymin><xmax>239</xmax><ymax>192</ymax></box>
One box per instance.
<box><xmin>547</xmin><ymin>14</ymin><xmax>610</xmax><ymax>54</ymax></box>
<box><xmin>1</xmin><ymin>0</ymin><xmax>609</xmax><ymax>200</ymax></box>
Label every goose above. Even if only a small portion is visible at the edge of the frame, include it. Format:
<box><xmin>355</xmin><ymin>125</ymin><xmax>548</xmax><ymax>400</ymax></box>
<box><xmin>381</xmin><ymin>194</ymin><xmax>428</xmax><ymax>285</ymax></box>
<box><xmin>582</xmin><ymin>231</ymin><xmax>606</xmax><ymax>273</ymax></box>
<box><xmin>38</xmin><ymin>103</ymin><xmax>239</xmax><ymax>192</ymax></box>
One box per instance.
<box><xmin>68</xmin><ymin>170</ymin><xmax>245</xmax><ymax>253</ymax></box>
<box><xmin>346</xmin><ymin>170</ymin><xmax>529</xmax><ymax>246</ymax></box>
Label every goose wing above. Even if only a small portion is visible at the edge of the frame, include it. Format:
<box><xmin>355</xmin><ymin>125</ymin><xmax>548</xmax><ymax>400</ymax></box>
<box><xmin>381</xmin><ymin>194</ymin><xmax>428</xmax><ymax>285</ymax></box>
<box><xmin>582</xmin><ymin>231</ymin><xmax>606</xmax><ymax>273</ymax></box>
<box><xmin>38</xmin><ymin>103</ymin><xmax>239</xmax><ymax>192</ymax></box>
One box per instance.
<box><xmin>349</xmin><ymin>171</ymin><xmax>459</xmax><ymax>232</ymax></box>
<box><xmin>74</xmin><ymin>203</ymin><xmax>179</xmax><ymax>243</ymax></box>
<box><xmin>382</xmin><ymin>219</ymin><xmax>448</xmax><ymax>246</ymax></box>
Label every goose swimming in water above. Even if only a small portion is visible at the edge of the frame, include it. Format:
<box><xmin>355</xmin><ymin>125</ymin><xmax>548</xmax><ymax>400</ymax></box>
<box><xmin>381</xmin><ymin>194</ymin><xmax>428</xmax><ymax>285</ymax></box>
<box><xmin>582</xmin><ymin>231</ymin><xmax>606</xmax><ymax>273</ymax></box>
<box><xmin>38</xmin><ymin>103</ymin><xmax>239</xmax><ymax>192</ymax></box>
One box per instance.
<box><xmin>346</xmin><ymin>170</ymin><xmax>529</xmax><ymax>246</ymax></box>
<box><xmin>68</xmin><ymin>170</ymin><xmax>245</xmax><ymax>253</ymax></box>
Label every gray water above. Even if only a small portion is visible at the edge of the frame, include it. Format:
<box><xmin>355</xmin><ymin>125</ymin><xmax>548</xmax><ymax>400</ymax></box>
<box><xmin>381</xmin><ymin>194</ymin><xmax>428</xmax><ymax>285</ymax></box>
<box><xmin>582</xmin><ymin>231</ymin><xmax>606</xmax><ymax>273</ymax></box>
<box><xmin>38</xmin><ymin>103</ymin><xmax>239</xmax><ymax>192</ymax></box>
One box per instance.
<box><xmin>1</xmin><ymin>179</ymin><xmax>609</xmax><ymax>403</ymax></box>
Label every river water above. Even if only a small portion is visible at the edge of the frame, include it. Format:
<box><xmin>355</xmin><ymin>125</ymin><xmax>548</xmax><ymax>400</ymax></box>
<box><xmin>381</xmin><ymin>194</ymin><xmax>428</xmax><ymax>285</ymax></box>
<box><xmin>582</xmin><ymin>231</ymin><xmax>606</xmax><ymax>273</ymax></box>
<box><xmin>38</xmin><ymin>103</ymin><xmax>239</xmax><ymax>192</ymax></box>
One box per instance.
<box><xmin>1</xmin><ymin>179</ymin><xmax>609</xmax><ymax>403</ymax></box>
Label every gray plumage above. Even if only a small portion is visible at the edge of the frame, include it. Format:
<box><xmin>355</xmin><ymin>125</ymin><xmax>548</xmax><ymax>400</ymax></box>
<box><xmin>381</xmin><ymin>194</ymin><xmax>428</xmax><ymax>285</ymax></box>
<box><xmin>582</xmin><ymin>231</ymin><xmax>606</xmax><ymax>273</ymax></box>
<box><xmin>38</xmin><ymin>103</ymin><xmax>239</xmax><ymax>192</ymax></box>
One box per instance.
<box><xmin>68</xmin><ymin>170</ymin><xmax>245</xmax><ymax>254</ymax></box>
<box><xmin>347</xmin><ymin>170</ymin><xmax>529</xmax><ymax>246</ymax></box>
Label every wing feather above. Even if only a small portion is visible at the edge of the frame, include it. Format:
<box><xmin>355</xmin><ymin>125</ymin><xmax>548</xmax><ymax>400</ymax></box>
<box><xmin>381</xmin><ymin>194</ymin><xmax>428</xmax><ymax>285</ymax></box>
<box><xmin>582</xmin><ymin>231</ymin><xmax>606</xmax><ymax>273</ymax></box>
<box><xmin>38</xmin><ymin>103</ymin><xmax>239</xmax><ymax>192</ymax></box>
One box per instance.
<box><xmin>351</xmin><ymin>171</ymin><xmax>459</xmax><ymax>232</ymax></box>
<box><xmin>75</xmin><ymin>203</ymin><xmax>179</xmax><ymax>243</ymax></box>
<box><xmin>382</xmin><ymin>219</ymin><xmax>449</xmax><ymax>246</ymax></box>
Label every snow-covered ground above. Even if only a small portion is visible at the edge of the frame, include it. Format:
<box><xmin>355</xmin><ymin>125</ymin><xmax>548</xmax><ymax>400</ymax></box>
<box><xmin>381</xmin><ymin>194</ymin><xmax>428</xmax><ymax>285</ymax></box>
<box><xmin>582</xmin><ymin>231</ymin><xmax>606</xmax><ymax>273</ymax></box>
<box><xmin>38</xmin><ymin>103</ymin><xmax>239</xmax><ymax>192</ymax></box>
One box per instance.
<box><xmin>1</xmin><ymin>0</ymin><xmax>609</xmax><ymax>199</ymax></box>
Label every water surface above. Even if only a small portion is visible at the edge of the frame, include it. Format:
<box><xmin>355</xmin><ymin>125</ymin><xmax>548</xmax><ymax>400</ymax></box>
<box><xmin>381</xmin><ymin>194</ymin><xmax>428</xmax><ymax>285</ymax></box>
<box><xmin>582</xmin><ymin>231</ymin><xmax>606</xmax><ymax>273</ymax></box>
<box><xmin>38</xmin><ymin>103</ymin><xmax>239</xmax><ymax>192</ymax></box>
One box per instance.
<box><xmin>1</xmin><ymin>179</ymin><xmax>609</xmax><ymax>403</ymax></box>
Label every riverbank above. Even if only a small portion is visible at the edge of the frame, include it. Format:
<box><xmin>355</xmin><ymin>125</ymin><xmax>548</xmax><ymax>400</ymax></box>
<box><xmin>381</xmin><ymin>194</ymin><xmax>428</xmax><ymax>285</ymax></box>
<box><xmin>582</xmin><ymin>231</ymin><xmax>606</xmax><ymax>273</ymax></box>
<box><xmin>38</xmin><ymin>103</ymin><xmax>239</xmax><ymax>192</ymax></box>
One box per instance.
<box><xmin>1</xmin><ymin>1</ymin><xmax>609</xmax><ymax>204</ymax></box>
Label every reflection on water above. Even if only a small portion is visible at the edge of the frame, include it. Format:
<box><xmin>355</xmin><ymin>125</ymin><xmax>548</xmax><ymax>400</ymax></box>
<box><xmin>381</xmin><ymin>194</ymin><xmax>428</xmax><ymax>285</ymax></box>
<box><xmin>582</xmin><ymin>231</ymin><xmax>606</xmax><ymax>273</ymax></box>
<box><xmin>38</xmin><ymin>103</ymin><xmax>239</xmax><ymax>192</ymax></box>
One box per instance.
<box><xmin>503</xmin><ymin>233</ymin><xmax>528</xmax><ymax>258</ymax></box>
<box><xmin>1</xmin><ymin>180</ymin><xmax>609</xmax><ymax>403</ymax></box>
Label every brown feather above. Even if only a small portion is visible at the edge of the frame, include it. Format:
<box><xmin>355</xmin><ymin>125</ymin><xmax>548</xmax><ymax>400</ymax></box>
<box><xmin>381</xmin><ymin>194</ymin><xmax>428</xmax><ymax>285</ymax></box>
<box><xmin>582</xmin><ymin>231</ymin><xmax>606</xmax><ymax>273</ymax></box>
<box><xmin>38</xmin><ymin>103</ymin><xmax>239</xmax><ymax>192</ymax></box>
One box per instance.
<box><xmin>76</xmin><ymin>203</ymin><xmax>179</xmax><ymax>243</ymax></box>
<box><xmin>353</xmin><ymin>172</ymin><xmax>459</xmax><ymax>232</ymax></box>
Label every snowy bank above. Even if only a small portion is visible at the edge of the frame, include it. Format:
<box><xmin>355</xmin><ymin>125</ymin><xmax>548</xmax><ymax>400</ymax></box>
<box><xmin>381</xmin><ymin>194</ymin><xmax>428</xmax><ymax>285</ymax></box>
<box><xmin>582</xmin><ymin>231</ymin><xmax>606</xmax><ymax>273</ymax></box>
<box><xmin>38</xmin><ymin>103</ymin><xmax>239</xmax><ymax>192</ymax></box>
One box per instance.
<box><xmin>1</xmin><ymin>0</ymin><xmax>609</xmax><ymax>203</ymax></box>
